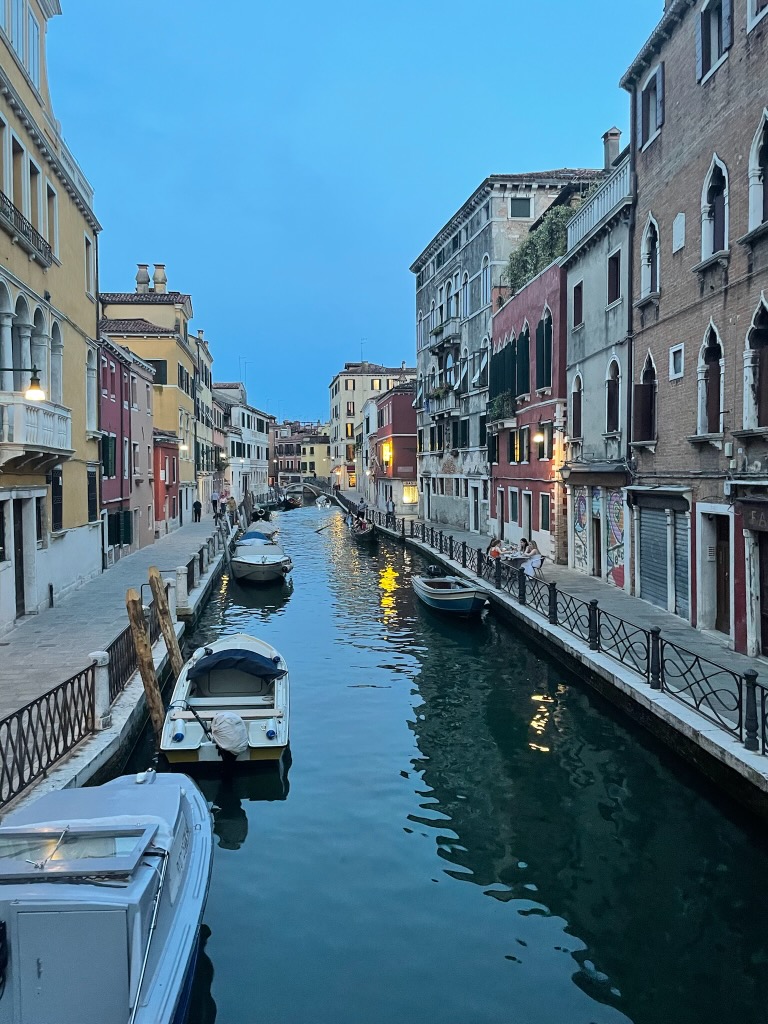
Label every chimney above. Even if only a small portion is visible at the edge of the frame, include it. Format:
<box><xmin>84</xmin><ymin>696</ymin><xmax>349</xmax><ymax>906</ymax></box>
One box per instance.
<box><xmin>197</xmin><ymin>329</ymin><xmax>204</xmax><ymax>342</ymax></box>
<box><xmin>602</xmin><ymin>127</ymin><xmax>621</xmax><ymax>170</ymax></box>
<box><xmin>136</xmin><ymin>264</ymin><xmax>150</xmax><ymax>294</ymax></box>
<box><xmin>153</xmin><ymin>264</ymin><xmax>168</xmax><ymax>294</ymax></box>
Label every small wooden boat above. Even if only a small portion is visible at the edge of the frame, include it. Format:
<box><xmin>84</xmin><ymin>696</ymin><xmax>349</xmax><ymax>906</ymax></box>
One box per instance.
<box><xmin>231</xmin><ymin>535</ymin><xmax>292</xmax><ymax>583</ymax></box>
<box><xmin>0</xmin><ymin>771</ymin><xmax>212</xmax><ymax>1024</ymax></box>
<box><xmin>315</xmin><ymin>495</ymin><xmax>331</xmax><ymax>508</ymax></box>
<box><xmin>412</xmin><ymin>574</ymin><xmax>487</xmax><ymax>616</ymax></box>
<box><xmin>350</xmin><ymin>520</ymin><xmax>376</xmax><ymax>543</ymax></box>
<box><xmin>161</xmin><ymin>633</ymin><xmax>290</xmax><ymax>765</ymax></box>
<box><xmin>282</xmin><ymin>495</ymin><xmax>302</xmax><ymax>510</ymax></box>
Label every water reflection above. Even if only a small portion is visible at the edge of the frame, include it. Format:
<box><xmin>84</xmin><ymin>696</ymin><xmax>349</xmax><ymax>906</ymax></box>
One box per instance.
<box><xmin>196</xmin><ymin>759</ymin><xmax>291</xmax><ymax>851</ymax></box>
<box><xmin>189</xmin><ymin>924</ymin><xmax>217</xmax><ymax>1024</ymax></box>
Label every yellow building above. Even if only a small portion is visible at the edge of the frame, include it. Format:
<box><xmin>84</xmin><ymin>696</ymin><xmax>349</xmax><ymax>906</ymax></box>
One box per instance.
<box><xmin>101</xmin><ymin>265</ymin><xmax>197</xmax><ymax>527</ymax></box>
<box><xmin>0</xmin><ymin>0</ymin><xmax>103</xmax><ymax>631</ymax></box>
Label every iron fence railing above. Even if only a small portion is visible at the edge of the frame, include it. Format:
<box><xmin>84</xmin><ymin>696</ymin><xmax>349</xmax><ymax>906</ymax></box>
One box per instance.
<box><xmin>187</xmin><ymin>556</ymin><xmax>196</xmax><ymax>593</ymax></box>
<box><xmin>106</xmin><ymin>624</ymin><xmax>136</xmax><ymax>703</ymax></box>
<box><xmin>0</xmin><ymin>663</ymin><xmax>94</xmax><ymax>807</ymax></box>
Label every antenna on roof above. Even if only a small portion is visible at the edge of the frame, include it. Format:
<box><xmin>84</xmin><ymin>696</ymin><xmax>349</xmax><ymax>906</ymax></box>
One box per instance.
<box><xmin>360</xmin><ymin>337</ymin><xmax>366</xmax><ymax>362</ymax></box>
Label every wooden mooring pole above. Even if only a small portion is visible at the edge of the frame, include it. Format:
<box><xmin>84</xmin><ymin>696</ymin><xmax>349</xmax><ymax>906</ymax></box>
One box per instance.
<box><xmin>148</xmin><ymin>566</ymin><xmax>184</xmax><ymax>681</ymax></box>
<box><xmin>126</xmin><ymin>588</ymin><xmax>165</xmax><ymax>748</ymax></box>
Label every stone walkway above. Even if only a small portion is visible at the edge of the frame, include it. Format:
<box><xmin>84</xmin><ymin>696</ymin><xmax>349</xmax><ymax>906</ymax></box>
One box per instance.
<box><xmin>340</xmin><ymin>493</ymin><xmax>767</xmax><ymax>689</ymax></box>
<box><xmin>0</xmin><ymin>517</ymin><xmax>221</xmax><ymax>719</ymax></box>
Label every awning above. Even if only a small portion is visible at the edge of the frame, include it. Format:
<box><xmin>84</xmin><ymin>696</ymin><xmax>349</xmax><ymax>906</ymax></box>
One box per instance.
<box><xmin>625</xmin><ymin>485</ymin><xmax>690</xmax><ymax>512</ymax></box>
<box><xmin>563</xmin><ymin>462</ymin><xmax>630</xmax><ymax>488</ymax></box>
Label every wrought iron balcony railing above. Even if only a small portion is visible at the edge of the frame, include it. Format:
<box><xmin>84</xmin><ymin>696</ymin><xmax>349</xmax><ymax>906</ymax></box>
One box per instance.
<box><xmin>0</xmin><ymin>189</ymin><xmax>53</xmax><ymax>267</ymax></box>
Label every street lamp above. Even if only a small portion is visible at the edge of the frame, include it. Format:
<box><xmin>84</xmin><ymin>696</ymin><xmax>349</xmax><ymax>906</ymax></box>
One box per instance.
<box><xmin>0</xmin><ymin>365</ymin><xmax>45</xmax><ymax>400</ymax></box>
<box><xmin>532</xmin><ymin>422</ymin><xmax>545</xmax><ymax>445</ymax></box>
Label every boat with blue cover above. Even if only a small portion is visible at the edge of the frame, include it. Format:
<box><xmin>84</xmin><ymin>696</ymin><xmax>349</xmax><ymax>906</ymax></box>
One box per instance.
<box><xmin>411</xmin><ymin>573</ymin><xmax>487</xmax><ymax>616</ymax></box>
<box><xmin>161</xmin><ymin>633</ymin><xmax>290</xmax><ymax>765</ymax></box>
<box><xmin>0</xmin><ymin>771</ymin><xmax>212</xmax><ymax>1024</ymax></box>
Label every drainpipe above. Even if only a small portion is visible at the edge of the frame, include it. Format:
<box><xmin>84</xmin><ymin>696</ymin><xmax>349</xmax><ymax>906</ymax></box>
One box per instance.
<box><xmin>625</xmin><ymin>84</ymin><xmax>637</xmax><ymax>464</ymax></box>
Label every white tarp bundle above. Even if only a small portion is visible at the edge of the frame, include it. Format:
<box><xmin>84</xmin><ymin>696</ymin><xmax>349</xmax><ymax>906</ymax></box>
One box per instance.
<box><xmin>210</xmin><ymin>712</ymin><xmax>249</xmax><ymax>755</ymax></box>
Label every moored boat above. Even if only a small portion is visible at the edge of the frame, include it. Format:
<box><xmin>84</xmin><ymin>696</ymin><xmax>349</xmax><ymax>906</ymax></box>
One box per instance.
<box><xmin>231</xmin><ymin>535</ymin><xmax>292</xmax><ymax>583</ymax></box>
<box><xmin>349</xmin><ymin>520</ymin><xmax>376</xmax><ymax>543</ymax></box>
<box><xmin>282</xmin><ymin>495</ymin><xmax>302</xmax><ymax>510</ymax></box>
<box><xmin>160</xmin><ymin>633</ymin><xmax>290</xmax><ymax>765</ymax></box>
<box><xmin>315</xmin><ymin>495</ymin><xmax>331</xmax><ymax>508</ymax></box>
<box><xmin>0</xmin><ymin>771</ymin><xmax>212</xmax><ymax>1024</ymax></box>
<box><xmin>412</xmin><ymin>574</ymin><xmax>487</xmax><ymax>616</ymax></box>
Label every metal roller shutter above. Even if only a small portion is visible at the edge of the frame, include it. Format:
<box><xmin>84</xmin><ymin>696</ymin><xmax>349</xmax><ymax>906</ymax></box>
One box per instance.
<box><xmin>639</xmin><ymin>508</ymin><xmax>667</xmax><ymax>609</ymax></box>
<box><xmin>674</xmin><ymin>513</ymin><xmax>689</xmax><ymax>619</ymax></box>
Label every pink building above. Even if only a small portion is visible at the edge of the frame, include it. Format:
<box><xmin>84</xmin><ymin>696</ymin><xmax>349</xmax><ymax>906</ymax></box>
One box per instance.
<box><xmin>127</xmin><ymin>351</ymin><xmax>156</xmax><ymax>549</ymax></box>
<box><xmin>373</xmin><ymin>382</ymin><xmax>418</xmax><ymax>514</ymax></box>
<box><xmin>99</xmin><ymin>340</ymin><xmax>132</xmax><ymax>565</ymax></box>
<box><xmin>153</xmin><ymin>431</ymin><xmax>181</xmax><ymax>535</ymax></box>
<box><xmin>488</xmin><ymin>263</ymin><xmax>567</xmax><ymax>561</ymax></box>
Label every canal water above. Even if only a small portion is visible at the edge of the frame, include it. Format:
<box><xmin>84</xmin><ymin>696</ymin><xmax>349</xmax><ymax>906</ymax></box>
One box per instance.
<box><xmin>133</xmin><ymin>506</ymin><xmax>768</xmax><ymax>1024</ymax></box>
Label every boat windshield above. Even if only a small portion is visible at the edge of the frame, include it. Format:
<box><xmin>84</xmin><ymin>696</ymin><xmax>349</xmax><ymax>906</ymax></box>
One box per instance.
<box><xmin>0</xmin><ymin>824</ymin><xmax>157</xmax><ymax>880</ymax></box>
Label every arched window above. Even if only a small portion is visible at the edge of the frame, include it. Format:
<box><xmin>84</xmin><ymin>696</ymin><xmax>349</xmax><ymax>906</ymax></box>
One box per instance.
<box><xmin>701</xmin><ymin>156</ymin><xmax>729</xmax><ymax>257</ymax></box>
<box><xmin>571</xmin><ymin>375</ymin><xmax>583</xmax><ymax>439</ymax></box>
<box><xmin>515</xmin><ymin>324</ymin><xmax>530</xmax><ymax>397</ymax></box>
<box><xmin>444</xmin><ymin>352</ymin><xmax>454</xmax><ymax>387</ymax></box>
<box><xmin>481</xmin><ymin>256</ymin><xmax>491</xmax><ymax>306</ymax></box>
<box><xmin>748</xmin><ymin>110</ymin><xmax>768</xmax><ymax>232</ymax></box>
<box><xmin>641</xmin><ymin>216</ymin><xmax>660</xmax><ymax>296</ymax></box>
<box><xmin>633</xmin><ymin>353</ymin><xmax>657</xmax><ymax>441</ymax></box>
<box><xmin>446</xmin><ymin>281</ymin><xmax>454</xmax><ymax>319</ymax></box>
<box><xmin>50</xmin><ymin>322</ymin><xmax>63</xmax><ymax>405</ymax></box>
<box><xmin>744</xmin><ymin>300</ymin><xmax>768</xmax><ymax>429</ymax></box>
<box><xmin>606</xmin><ymin>361</ymin><xmax>620</xmax><ymax>434</ymax></box>
<box><xmin>697</xmin><ymin>325</ymin><xmax>723</xmax><ymax>435</ymax></box>
<box><xmin>462</xmin><ymin>273</ymin><xmax>469</xmax><ymax>318</ymax></box>
<box><xmin>535</xmin><ymin>310</ymin><xmax>553</xmax><ymax>389</ymax></box>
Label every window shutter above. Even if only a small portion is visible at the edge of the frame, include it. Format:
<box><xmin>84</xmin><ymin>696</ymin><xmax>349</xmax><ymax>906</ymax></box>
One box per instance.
<box><xmin>636</xmin><ymin>86</ymin><xmax>644</xmax><ymax>148</ymax></box>
<box><xmin>535</xmin><ymin>320</ymin><xmax>545</xmax><ymax>390</ymax></box>
<box><xmin>722</xmin><ymin>0</ymin><xmax>733</xmax><ymax>49</ymax></box>
<box><xmin>656</xmin><ymin>63</ymin><xmax>665</xmax><ymax>128</ymax></box>
<box><xmin>122</xmin><ymin>510</ymin><xmax>133</xmax><ymax>545</ymax></box>
<box><xmin>633</xmin><ymin>383</ymin><xmax>652</xmax><ymax>440</ymax></box>
<box><xmin>695</xmin><ymin>15</ymin><xmax>704</xmax><ymax>81</ymax></box>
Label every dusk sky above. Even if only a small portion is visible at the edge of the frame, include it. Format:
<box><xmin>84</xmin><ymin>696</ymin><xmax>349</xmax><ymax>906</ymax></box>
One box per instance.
<box><xmin>48</xmin><ymin>1</ymin><xmax>660</xmax><ymax>422</ymax></box>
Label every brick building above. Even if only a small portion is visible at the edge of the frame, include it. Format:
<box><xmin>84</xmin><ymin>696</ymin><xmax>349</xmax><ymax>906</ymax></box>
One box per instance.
<box><xmin>372</xmin><ymin>382</ymin><xmax>418</xmax><ymax>515</ymax></box>
<box><xmin>489</xmin><ymin>263</ymin><xmax>567</xmax><ymax>561</ymax></box>
<box><xmin>620</xmin><ymin>0</ymin><xmax>768</xmax><ymax>653</ymax></box>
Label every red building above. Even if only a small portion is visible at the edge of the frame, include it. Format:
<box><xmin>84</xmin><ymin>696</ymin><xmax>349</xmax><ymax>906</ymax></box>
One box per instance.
<box><xmin>99</xmin><ymin>340</ymin><xmax>132</xmax><ymax>564</ymax></box>
<box><xmin>373</xmin><ymin>382</ymin><xmax>418</xmax><ymax>514</ymax></box>
<box><xmin>153</xmin><ymin>430</ymin><xmax>181</xmax><ymax>535</ymax></box>
<box><xmin>488</xmin><ymin>263</ymin><xmax>567</xmax><ymax>561</ymax></box>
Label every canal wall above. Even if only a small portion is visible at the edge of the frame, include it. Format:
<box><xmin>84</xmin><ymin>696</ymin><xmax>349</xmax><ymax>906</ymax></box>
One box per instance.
<box><xmin>377</xmin><ymin>522</ymin><xmax>768</xmax><ymax>820</ymax></box>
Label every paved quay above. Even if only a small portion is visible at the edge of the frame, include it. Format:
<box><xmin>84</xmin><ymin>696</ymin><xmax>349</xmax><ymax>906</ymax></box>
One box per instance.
<box><xmin>0</xmin><ymin>516</ymin><xmax>221</xmax><ymax>720</ymax></box>
<box><xmin>339</xmin><ymin>492</ymin><xmax>767</xmax><ymax>689</ymax></box>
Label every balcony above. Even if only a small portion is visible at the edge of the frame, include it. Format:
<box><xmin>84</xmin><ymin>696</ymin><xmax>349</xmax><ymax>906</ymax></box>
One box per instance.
<box><xmin>486</xmin><ymin>391</ymin><xmax>517</xmax><ymax>429</ymax></box>
<box><xmin>0</xmin><ymin>394</ymin><xmax>73</xmax><ymax>472</ymax></box>
<box><xmin>567</xmin><ymin>156</ymin><xmax>631</xmax><ymax>254</ymax></box>
<box><xmin>429</xmin><ymin>316</ymin><xmax>462</xmax><ymax>350</ymax></box>
<box><xmin>425</xmin><ymin>388</ymin><xmax>459</xmax><ymax>417</ymax></box>
<box><xmin>0</xmin><ymin>190</ymin><xmax>53</xmax><ymax>267</ymax></box>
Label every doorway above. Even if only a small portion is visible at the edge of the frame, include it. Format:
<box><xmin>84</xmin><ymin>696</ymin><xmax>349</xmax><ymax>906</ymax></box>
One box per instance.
<box><xmin>715</xmin><ymin>515</ymin><xmax>730</xmax><ymax>635</ymax></box>
<box><xmin>592</xmin><ymin>517</ymin><xmax>603</xmax><ymax>577</ymax></box>
<box><xmin>759</xmin><ymin>534</ymin><xmax>768</xmax><ymax>655</ymax></box>
<box><xmin>425</xmin><ymin>484</ymin><xmax>431</xmax><ymax>522</ymax></box>
<box><xmin>13</xmin><ymin>499</ymin><xmax>25</xmax><ymax>618</ymax></box>
<box><xmin>470</xmin><ymin>485</ymin><xmax>480</xmax><ymax>533</ymax></box>
<box><xmin>522</xmin><ymin>492</ymin><xmax>532</xmax><ymax>541</ymax></box>
<box><xmin>497</xmin><ymin>489</ymin><xmax>505</xmax><ymax>540</ymax></box>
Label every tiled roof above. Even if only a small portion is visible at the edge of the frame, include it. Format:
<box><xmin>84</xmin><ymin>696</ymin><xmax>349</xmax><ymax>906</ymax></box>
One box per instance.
<box><xmin>100</xmin><ymin>291</ymin><xmax>191</xmax><ymax>305</ymax></box>
<box><xmin>212</xmin><ymin>382</ymin><xmax>243</xmax><ymax>389</ymax></box>
<box><xmin>100</xmin><ymin>318</ymin><xmax>173</xmax><ymax>336</ymax></box>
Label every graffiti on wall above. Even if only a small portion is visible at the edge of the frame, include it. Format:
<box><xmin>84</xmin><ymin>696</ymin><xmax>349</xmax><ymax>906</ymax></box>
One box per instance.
<box><xmin>606</xmin><ymin>489</ymin><xmax>624</xmax><ymax>588</ymax></box>
<box><xmin>573</xmin><ymin>486</ymin><xmax>588</xmax><ymax>571</ymax></box>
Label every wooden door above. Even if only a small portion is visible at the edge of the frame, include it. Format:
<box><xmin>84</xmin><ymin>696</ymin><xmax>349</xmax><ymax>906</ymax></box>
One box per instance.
<box><xmin>13</xmin><ymin>499</ymin><xmax>24</xmax><ymax>618</ymax></box>
<box><xmin>592</xmin><ymin>517</ymin><xmax>602</xmax><ymax>577</ymax></box>
<box><xmin>715</xmin><ymin>516</ymin><xmax>730</xmax><ymax>635</ymax></box>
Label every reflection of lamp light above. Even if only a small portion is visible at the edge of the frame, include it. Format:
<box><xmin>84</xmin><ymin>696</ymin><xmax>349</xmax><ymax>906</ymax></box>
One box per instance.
<box><xmin>533</xmin><ymin>423</ymin><xmax>545</xmax><ymax>445</ymax></box>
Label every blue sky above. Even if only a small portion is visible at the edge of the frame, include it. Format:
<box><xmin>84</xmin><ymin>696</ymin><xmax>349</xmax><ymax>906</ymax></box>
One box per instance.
<box><xmin>48</xmin><ymin>1</ymin><xmax>660</xmax><ymax>421</ymax></box>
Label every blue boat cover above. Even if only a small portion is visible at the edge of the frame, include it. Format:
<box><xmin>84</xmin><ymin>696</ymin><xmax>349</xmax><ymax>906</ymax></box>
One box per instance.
<box><xmin>243</xmin><ymin>529</ymin><xmax>274</xmax><ymax>541</ymax></box>
<box><xmin>188</xmin><ymin>649</ymin><xmax>287</xmax><ymax>682</ymax></box>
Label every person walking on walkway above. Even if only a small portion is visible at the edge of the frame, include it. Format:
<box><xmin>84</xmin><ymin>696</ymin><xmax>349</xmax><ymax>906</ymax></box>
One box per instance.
<box><xmin>211</xmin><ymin>490</ymin><xmax>220</xmax><ymax>515</ymax></box>
<box><xmin>386</xmin><ymin>496</ymin><xmax>395</xmax><ymax>529</ymax></box>
<box><xmin>193</xmin><ymin>498</ymin><xmax>202</xmax><ymax>523</ymax></box>
<box><xmin>227</xmin><ymin>495</ymin><xmax>238</xmax><ymax>526</ymax></box>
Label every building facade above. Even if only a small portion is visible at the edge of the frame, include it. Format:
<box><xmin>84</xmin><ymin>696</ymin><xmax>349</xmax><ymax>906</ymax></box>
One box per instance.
<box><xmin>329</xmin><ymin>362</ymin><xmax>415</xmax><ymax>491</ymax></box>
<box><xmin>194</xmin><ymin>329</ymin><xmax>215</xmax><ymax>511</ymax></box>
<box><xmin>101</xmin><ymin>264</ymin><xmax>197</xmax><ymax>525</ymax></box>
<box><xmin>212</xmin><ymin>383</ymin><xmax>271</xmax><ymax>501</ymax></box>
<box><xmin>562</xmin><ymin>137</ymin><xmax>633</xmax><ymax>588</ymax></box>
<box><xmin>127</xmin><ymin>349</ymin><xmax>156</xmax><ymax>550</ymax></box>
<box><xmin>373</xmin><ymin>382</ymin><xmax>418</xmax><ymax>514</ymax></box>
<box><xmin>98</xmin><ymin>339</ymin><xmax>132</xmax><ymax>564</ymax></box>
<box><xmin>489</xmin><ymin>263</ymin><xmax>567</xmax><ymax>561</ymax></box>
<box><xmin>411</xmin><ymin>171</ymin><xmax>599</xmax><ymax>535</ymax></box>
<box><xmin>621</xmin><ymin>0</ymin><xmax>768</xmax><ymax>653</ymax></box>
<box><xmin>153</xmin><ymin>429</ymin><xmax>180</xmax><ymax>533</ymax></box>
<box><xmin>0</xmin><ymin>0</ymin><xmax>103</xmax><ymax>632</ymax></box>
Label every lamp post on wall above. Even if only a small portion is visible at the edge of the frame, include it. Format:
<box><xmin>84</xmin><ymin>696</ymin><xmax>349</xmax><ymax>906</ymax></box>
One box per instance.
<box><xmin>0</xmin><ymin>365</ymin><xmax>45</xmax><ymax>401</ymax></box>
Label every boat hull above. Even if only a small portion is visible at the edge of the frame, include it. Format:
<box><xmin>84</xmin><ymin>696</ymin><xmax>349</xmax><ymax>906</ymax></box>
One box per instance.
<box><xmin>412</xmin><ymin>575</ymin><xmax>486</xmax><ymax>616</ymax></box>
<box><xmin>231</xmin><ymin>557</ymin><xmax>292</xmax><ymax>583</ymax></box>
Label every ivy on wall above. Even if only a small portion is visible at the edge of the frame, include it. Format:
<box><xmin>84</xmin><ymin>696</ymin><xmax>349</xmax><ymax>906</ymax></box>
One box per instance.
<box><xmin>504</xmin><ymin>204</ymin><xmax>579</xmax><ymax>296</ymax></box>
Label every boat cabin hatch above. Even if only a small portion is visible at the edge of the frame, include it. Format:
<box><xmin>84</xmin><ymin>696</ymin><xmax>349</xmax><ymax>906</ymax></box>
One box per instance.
<box><xmin>0</xmin><ymin>824</ymin><xmax>158</xmax><ymax>881</ymax></box>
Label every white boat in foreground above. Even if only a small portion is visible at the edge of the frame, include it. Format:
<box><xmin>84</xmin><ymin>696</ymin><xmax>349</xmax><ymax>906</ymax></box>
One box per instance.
<box><xmin>0</xmin><ymin>771</ymin><xmax>212</xmax><ymax>1024</ymax></box>
<box><xmin>231</xmin><ymin>535</ymin><xmax>292</xmax><ymax>583</ymax></box>
<box><xmin>161</xmin><ymin>633</ymin><xmax>290</xmax><ymax>765</ymax></box>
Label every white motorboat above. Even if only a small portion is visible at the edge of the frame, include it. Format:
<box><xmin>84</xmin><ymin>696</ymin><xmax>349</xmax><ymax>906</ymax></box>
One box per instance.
<box><xmin>231</xmin><ymin>535</ymin><xmax>292</xmax><ymax>583</ymax></box>
<box><xmin>315</xmin><ymin>495</ymin><xmax>331</xmax><ymax>508</ymax></box>
<box><xmin>160</xmin><ymin>633</ymin><xmax>290</xmax><ymax>765</ymax></box>
<box><xmin>412</xmin><ymin>573</ymin><xmax>487</xmax><ymax>616</ymax></box>
<box><xmin>0</xmin><ymin>771</ymin><xmax>212</xmax><ymax>1024</ymax></box>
